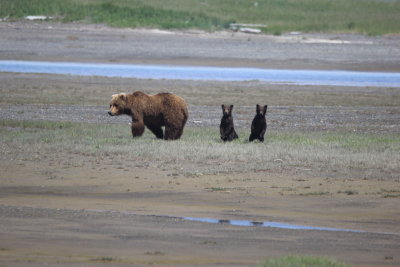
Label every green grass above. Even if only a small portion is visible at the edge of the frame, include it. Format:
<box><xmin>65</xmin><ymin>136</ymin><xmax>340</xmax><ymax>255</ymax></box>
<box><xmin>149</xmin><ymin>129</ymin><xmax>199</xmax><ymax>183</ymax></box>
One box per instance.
<box><xmin>1</xmin><ymin>119</ymin><xmax>399</xmax><ymax>177</ymax></box>
<box><xmin>1</xmin><ymin>0</ymin><xmax>400</xmax><ymax>34</ymax></box>
<box><xmin>259</xmin><ymin>254</ymin><xmax>352</xmax><ymax>267</ymax></box>
<box><xmin>0</xmin><ymin>0</ymin><xmax>232</xmax><ymax>30</ymax></box>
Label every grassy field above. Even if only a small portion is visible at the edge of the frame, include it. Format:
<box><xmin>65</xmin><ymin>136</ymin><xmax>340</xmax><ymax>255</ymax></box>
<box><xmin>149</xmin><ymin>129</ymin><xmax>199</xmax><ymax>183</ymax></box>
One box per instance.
<box><xmin>1</xmin><ymin>0</ymin><xmax>400</xmax><ymax>35</ymax></box>
<box><xmin>1</xmin><ymin>119</ymin><xmax>399</xmax><ymax>178</ymax></box>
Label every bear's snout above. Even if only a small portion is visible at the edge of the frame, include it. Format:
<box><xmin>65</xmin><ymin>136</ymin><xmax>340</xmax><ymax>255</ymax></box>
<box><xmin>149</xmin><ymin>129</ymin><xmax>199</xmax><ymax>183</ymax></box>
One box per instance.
<box><xmin>108</xmin><ymin>111</ymin><xmax>114</xmax><ymax>116</ymax></box>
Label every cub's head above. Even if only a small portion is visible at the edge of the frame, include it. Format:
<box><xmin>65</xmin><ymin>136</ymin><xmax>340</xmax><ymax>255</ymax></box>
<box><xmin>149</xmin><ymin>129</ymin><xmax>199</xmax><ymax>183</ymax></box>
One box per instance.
<box><xmin>255</xmin><ymin>104</ymin><xmax>268</xmax><ymax>117</ymax></box>
<box><xmin>108</xmin><ymin>93</ymin><xmax>128</xmax><ymax>116</ymax></box>
<box><xmin>221</xmin><ymin>104</ymin><xmax>234</xmax><ymax>117</ymax></box>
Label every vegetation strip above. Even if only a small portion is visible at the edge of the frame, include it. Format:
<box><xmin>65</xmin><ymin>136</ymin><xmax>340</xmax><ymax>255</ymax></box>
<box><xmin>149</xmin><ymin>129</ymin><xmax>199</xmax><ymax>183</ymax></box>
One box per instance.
<box><xmin>1</xmin><ymin>0</ymin><xmax>400</xmax><ymax>35</ymax></box>
<box><xmin>1</xmin><ymin>119</ymin><xmax>399</xmax><ymax>178</ymax></box>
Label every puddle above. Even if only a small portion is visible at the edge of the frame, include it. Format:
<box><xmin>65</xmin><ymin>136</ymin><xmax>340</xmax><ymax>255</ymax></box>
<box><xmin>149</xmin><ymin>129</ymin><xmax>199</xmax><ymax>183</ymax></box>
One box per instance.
<box><xmin>1</xmin><ymin>60</ymin><xmax>400</xmax><ymax>87</ymax></box>
<box><xmin>86</xmin><ymin>209</ymin><xmax>365</xmax><ymax>232</ymax></box>
<box><xmin>183</xmin><ymin>217</ymin><xmax>365</xmax><ymax>233</ymax></box>
<box><xmin>84</xmin><ymin>209</ymin><xmax>396</xmax><ymax>234</ymax></box>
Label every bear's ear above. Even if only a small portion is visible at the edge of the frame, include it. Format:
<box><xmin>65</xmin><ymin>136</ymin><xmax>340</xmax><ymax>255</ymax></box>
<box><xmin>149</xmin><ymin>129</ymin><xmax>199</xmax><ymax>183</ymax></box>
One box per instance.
<box><xmin>263</xmin><ymin>105</ymin><xmax>268</xmax><ymax>115</ymax></box>
<box><xmin>256</xmin><ymin>104</ymin><xmax>261</xmax><ymax>114</ymax></box>
<box><xmin>119</xmin><ymin>93</ymin><xmax>127</xmax><ymax>101</ymax></box>
<box><xmin>229</xmin><ymin>105</ymin><xmax>234</xmax><ymax>114</ymax></box>
<box><xmin>221</xmin><ymin>104</ymin><xmax>225</xmax><ymax>110</ymax></box>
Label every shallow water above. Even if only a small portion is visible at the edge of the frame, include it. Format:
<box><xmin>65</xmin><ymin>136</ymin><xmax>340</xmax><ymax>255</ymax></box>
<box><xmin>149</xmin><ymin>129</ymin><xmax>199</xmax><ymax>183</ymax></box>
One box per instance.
<box><xmin>183</xmin><ymin>217</ymin><xmax>365</xmax><ymax>233</ymax></box>
<box><xmin>1</xmin><ymin>60</ymin><xmax>400</xmax><ymax>87</ymax></box>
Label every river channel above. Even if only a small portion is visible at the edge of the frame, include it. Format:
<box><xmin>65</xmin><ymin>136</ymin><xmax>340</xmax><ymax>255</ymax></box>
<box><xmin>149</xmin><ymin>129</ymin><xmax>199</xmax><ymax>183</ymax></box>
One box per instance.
<box><xmin>1</xmin><ymin>60</ymin><xmax>400</xmax><ymax>87</ymax></box>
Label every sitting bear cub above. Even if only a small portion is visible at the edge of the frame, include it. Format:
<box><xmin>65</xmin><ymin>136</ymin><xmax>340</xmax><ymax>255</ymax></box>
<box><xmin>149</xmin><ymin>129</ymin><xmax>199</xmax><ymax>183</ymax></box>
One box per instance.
<box><xmin>108</xmin><ymin>91</ymin><xmax>188</xmax><ymax>140</ymax></box>
<box><xmin>249</xmin><ymin>104</ymin><xmax>268</xmax><ymax>142</ymax></box>
<box><xmin>220</xmin><ymin>104</ymin><xmax>239</xmax><ymax>142</ymax></box>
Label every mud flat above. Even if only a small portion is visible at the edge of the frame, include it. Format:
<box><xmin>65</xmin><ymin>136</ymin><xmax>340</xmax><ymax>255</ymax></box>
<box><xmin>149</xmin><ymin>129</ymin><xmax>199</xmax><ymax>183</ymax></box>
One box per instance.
<box><xmin>0</xmin><ymin>22</ymin><xmax>399</xmax><ymax>266</ymax></box>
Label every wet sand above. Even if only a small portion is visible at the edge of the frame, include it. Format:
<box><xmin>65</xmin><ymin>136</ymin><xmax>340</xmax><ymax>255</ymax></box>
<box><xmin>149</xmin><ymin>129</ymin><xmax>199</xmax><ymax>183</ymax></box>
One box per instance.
<box><xmin>0</xmin><ymin>21</ymin><xmax>400</xmax><ymax>266</ymax></box>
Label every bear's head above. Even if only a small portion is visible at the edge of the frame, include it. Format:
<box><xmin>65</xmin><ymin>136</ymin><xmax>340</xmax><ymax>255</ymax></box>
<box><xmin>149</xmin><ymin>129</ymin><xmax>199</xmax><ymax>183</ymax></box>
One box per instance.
<box><xmin>108</xmin><ymin>93</ymin><xmax>130</xmax><ymax>116</ymax></box>
<box><xmin>221</xmin><ymin>104</ymin><xmax>234</xmax><ymax>118</ymax></box>
<box><xmin>255</xmin><ymin>104</ymin><xmax>268</xmax><ymax>118</ymax></box>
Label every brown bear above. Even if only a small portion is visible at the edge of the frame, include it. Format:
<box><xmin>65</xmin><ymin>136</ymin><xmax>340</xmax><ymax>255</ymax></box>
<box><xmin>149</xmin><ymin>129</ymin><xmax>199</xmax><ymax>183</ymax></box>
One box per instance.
<box><xmin>249</xmin><ymin>104</ymin><xmax>268</xmax><ymax>142</ymax></box>
<box><xmin>108</xmin><ymin>91</ymin><xmax>188</xmax><ymax>140</ymax></box>
<box><xmin>220</xmin><ymin>104</ymin><xmax>239</xmax><ymax>142</ymax></box>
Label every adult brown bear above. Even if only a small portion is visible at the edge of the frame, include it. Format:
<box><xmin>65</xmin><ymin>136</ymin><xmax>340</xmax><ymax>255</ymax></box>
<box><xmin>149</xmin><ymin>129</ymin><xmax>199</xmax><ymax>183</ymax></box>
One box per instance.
<box><xmin>108</xmin><ymin>91</ymin><xmax>188</xmax><ymax>140</ymax></box>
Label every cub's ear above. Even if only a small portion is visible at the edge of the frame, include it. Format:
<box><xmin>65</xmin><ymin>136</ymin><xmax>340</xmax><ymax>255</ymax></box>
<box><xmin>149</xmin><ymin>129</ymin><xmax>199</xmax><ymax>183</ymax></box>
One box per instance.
<box><xmin>263</xmin><ymin>105</ymin><xmax>268</xmax><ymax>115</ymax></box>
<box><xmin>229</xmin><ymin>105</ymin><xmax>234</xmax><ymax>114</ymax></box>
<box><xmin>256</xmin><ymin>104</ymin><xmax>261</xmax><ymax>114</ymax></box>
<box><xmin>221</xmin><ymin>104</ymin><xmax>225</xmax><ymax>110</ymax></box>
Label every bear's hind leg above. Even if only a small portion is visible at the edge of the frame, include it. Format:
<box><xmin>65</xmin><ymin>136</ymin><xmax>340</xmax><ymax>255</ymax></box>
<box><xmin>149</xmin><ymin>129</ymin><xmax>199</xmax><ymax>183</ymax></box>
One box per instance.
<box><xmin>147</xmin><ymin>124</ymin><xmax>164</xmax><ymax>139</ymax></box>
<box><xmin>249</xmin><ymin>134</ymin><xmax>255</xmax><ymax>142</ymax></box>
<box><xmin>164</xmin><ymin>126</ymin><xmax>182</xmax><ymax>140</ymax></box>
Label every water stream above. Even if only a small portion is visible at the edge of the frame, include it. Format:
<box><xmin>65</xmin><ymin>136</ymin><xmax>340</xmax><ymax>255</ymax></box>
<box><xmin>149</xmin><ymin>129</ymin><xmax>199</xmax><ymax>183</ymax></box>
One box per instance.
<box><xmin>1</xmin><ymin>60</ymin><xmax>400</xmax><ymax>87</ymax></box>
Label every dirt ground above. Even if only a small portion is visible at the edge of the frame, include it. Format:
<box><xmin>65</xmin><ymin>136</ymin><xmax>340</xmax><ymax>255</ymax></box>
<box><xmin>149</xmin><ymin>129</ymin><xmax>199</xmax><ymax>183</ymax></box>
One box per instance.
<box><xmin>0</xmin><ymin>21</ymin><xmax>400</xmax><ymax>266</ymax></box>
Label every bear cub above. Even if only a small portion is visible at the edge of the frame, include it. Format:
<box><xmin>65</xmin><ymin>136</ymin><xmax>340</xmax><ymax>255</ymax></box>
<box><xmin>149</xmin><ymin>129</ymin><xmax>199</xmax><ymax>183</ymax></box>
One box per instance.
<box><xmin>108</xmin><ymin>91</ymin><xmax>188</xmax><ymax>140</ymax></box>
<box><xmin>220</xmin><ymin>104</ymin><xmax>239</xmax><ymax>142</ymax></box>
<box><xmin>249</xmin><ymin>104</ymin><xmax>268</xmax><ymax>142</ymax></box>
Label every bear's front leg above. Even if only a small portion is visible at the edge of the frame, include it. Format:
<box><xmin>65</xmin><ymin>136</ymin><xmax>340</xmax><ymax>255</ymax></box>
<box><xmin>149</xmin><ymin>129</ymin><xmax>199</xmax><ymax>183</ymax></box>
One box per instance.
<box><xmin>131</xmin><ymin>120</ymin><xmax>145</xmax><ymax>137</ymax></box>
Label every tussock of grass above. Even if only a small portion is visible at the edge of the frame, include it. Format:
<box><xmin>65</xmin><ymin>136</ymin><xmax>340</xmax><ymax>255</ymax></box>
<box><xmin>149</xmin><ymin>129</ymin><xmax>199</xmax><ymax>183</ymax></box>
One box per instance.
<box><xmin>259</xmin><ymin>254</ymin><xmax>351</xmax><ymax>267</ymax></box>
<box><xmin>380</xmin><ymin>189</ymin><xmax>400</xmax><ymax>198</ymax></box>
<box><xmin>1</xmin><ymin>120</ymin><xmax>399</xmax><ymax>178</ymax></box>
<box><xmin>300</xmin><ymin>191</ymin><xmax>331</xmax><ymax>197</ymax></box>
<box><xmin>0</xmin><ymin>0</ymin><xmax>399</xmax><ymax>34</ymax></box>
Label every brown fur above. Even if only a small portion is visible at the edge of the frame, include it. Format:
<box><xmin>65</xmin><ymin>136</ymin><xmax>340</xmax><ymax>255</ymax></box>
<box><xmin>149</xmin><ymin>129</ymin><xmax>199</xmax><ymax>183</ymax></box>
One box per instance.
<box><xmin>249</xmin><ymin>104</ymin><xmax>268</xmax><ymax>142</ymax></box>
<box><xmin>108</xmin><ymin>91</ymin><xmax>188</xmax><ymax>140</ymax></box>
<box><xmin>220</xmin><ymin>104</ymin><xmax>238</xmax><ymax>142</ymax></box>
